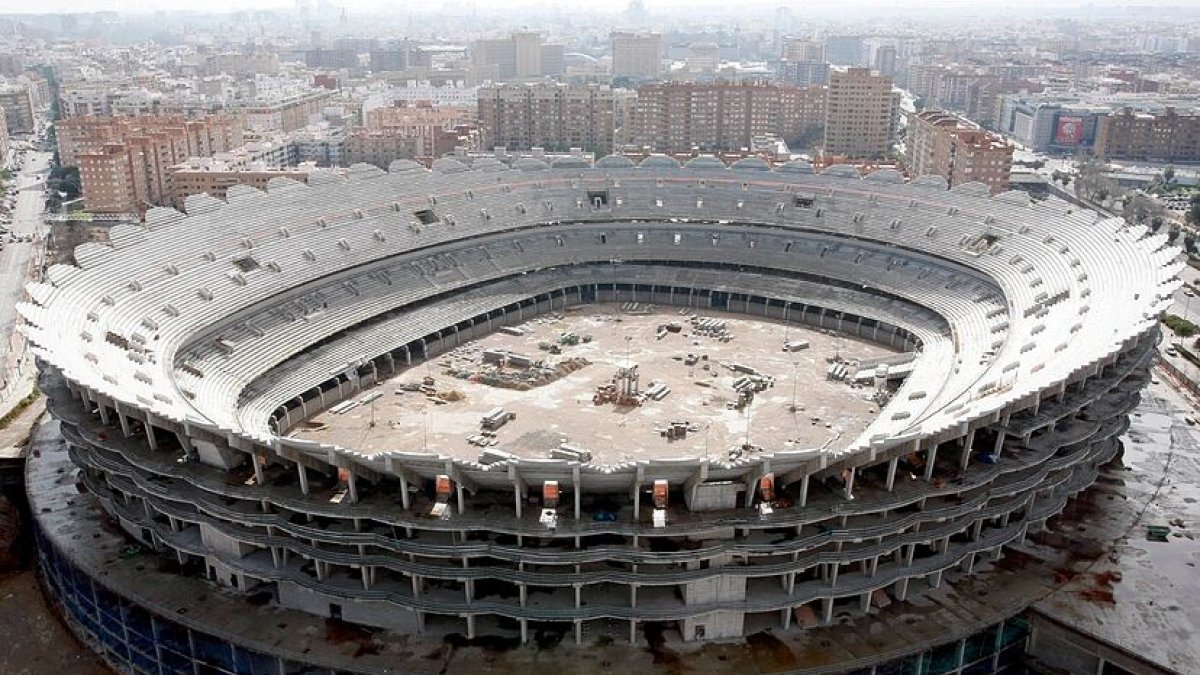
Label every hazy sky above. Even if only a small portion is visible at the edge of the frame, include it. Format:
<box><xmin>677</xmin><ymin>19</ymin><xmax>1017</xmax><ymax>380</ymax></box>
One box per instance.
<box><xmin>0</xmin><ymin>0</ymin><xmax>1191</xmax><ymax>13</ymax></box>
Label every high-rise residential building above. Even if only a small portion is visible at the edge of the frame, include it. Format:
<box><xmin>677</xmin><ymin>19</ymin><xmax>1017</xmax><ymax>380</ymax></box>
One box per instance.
<box><xmin>778</xmin><ymin>38</ymin><xmax>828</xmax><ymax>87</ymax></box>
<box><xmin>0</xmin><ymin>84</ymin><xmax>35</xmax><ymax>134</ymax></box>
<box><xmin>304</xmin><ymin>49</ymin><xmax>358</xmax><ymax>70</ymax></box>
<box><xmin>906</xmin><ymin>110</ymin><xmax>1013</xmax><ymax>195</ymax></box>
<box><xmin>824</xmin><ymin>68</ymin><xmax>899</xmax><ymax>160</ymax></box>
<box><xmin>477</xmin><ymin>83</ymin><xmax>614</xmax><ymax>154</ymax></box>
<box><xmin>369</xmin><ymin>49</ymin><xmax>409</xmax><ymax>73</ymax></box>
<box><xmin>512</xmin><ymin>31</ymin><xmax>543</xmax><ymax>79</ymax></box>
<box><xmin>60</xmin><ymin>115</ymin><xmax>245</xmax><ymax>214</ymax></box>
<box><xmin>364</xmin><ymin>103</ymin><xmax>473</xmax><ymax>150</ymax></box>
<box><xmin>1094</xmin><ymin>107</ymin><xmax>1200</xmax><ymax>163</ymax></box>
<box><xmin>628</xmin><ymin>82</ymin><xmax>826</xmax><ymax>152</ymax></box>
<box><xmin>56</xmin><ymin>115</ymin><xmax>244</xmax><ymax>169</ymax></box>
<box><xmin>824</xmin><ymin>36</ymin><xmax>866</xmax><ymax>67</ymax></box>
<box><xmin>873</xmin><ymin>46</ymin><xmax>897</xmax><ymax>77</ymax></box>
<box><xmin>611</xmin><ymin>32</ymin><xmax>663</xmax><ymax>79</ymax></box>
<box><xmin>470</xmin><ymin>33</ymin><xmax>567</xmax><ymax>83</ymax></box>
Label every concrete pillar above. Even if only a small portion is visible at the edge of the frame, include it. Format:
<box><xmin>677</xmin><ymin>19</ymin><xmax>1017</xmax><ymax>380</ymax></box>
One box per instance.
<box><xmin>929</xmin><ymin>570</ymin><xmax>942</xmax><ymax>589</ymax></box>
<box><xmin>361</xmin><ymin>566</ymin><xmax>370</xmax><ymax>590</ymax></box>
<box><xmin>513</xmin><ymin>479</ymin><xmax>523</xmax><ymax>518</ymax></box>
<box><xmin>629</xmin><ymin>620</ymin><xmax>638</xmax><ymax>645</ymax></box>
<box><xmin>347</xmin><ymin>469</ymin><xmax>358</xmax><ymax>504</ymax></box>
<box><xmin>821</xmin><ymin>598</ymin><xmax>834</xmax><ymax>624</ymax></box>
<box><xmin>297</xmin><ymin>464</ymin><xmax>309</xmax><ymax>495</ymax></box>
<box><xmin>924</xmin><ymin>445</ymin><xmax>938</xmax><ymax>481</ymax></box>
<box><xmin>456</xmin><ymin>481</ymin><xmax>465</xmax><ymax>515</ymax></box>
<box><xmin>399</xmin><ymin>472</ymin><xmax>411</xmax><ymax>509</ymax></box>
<box><xmin>799</xmin><ymin>474</ymin><xmax>810</xmax><ymax>507</ymax></box>
<box><xmin>829</xmin><ymin>563</ymin><xmax>839</xmax><ymax>587</ymax></box>
<box><xmin>859</xmin><ymin>592</ymin><xmax>871</xmax><ymax>613</ymax></box>
<box><xmin>98</xmin><ymin>404</ymin><xmax>110</xmax><ymax>425</ymax></box>
<box><xmin>467</xmin><ymin>615</ymin><xmax>475</xmax><ymax>640</ymax></box>
<box><xmin>843</xmin><ymin>466</ymin><xmax>855</xmax><ymax>499</ymax></box>
<box><xmin>521</xmin><ymin>619</ymin><xmax>529</xmax><ymax>644</ymax></box>
<box><xmin>895</xmin><ymin>578</ymin><xmax>909</xmax><ymax>601</ymax></box>
<box><xmin>886</xmin><ymin>456</ymin><xmax>899</xmax><ymax>492</ymax></box>
<box><xmin>575</xmin><ymin>620</ymin><xmax>582</xmax><ymax>645</ymax></box>
<box><xmin>960</xmin><ymin>429</ymin><xmax>976</xmax><ymax>470</ymax></box>
<box><xmin>145</xmin><ymin>421</ymin><xmax>158</xmax><ymax>450</ymax></box>
<box><xmin>253</xmin><ymin>452</ymin><xmax>264</xmax><ymax>485</ymax></box>
<box><xmin>630</xmin><ymin>585</ymin><xmax>638</xmax><ymax>608</ymax></box>
<box><xmin>993</xmin><ymin>431</ymin><xmax>1006</xmax><ymax>460</ymax></box>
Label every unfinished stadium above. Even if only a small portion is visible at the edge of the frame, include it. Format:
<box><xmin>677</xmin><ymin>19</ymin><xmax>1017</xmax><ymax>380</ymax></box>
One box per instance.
<box><xmin>20</xmin><ymin>154</ymin><xmax>1180</xmax><ymax>673</ymax></box>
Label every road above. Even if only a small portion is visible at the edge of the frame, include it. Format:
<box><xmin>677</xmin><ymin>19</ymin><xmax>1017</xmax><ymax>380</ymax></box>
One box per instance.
<box><xmin>0</xmin><ymin>150</ymin><xmax>51</xmax><ymax>399</ymax></box>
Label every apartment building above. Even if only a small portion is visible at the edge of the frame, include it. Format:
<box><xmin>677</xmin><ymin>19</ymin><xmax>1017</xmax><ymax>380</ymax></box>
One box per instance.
<box><xmin>62</xmin><ymin>115</ymin><xmax>245</xmax><ymax>214</ymax></box>
<box><xmin>627</xmin><ymin>82</ymin><xmax>826</xmax><ymax>152</ymax></box>
<box><xmin>166</xmin><ymin>158</ymin><xmax>317</xmax><ymax>209</ymax></box>
<box><xmin>236</xmin><ymin>90</ymin><xmax>333</xmax><ymax>133</ymax></box>
<box><xmin>0</xmin><ymin>84</ymin><xmax>35</xmax><ymax>134</ymax></box>
<box><xmin>365</xmin><ymin>103</ymin><xmax>472</xmax><ymax>139</ymax></box>
<box><xmin>906</xmin><ymin>110</ymin><xmax>1013</xmax><ymax>195</ymax></box>
<box><xmin>56</xmin><ymin>115</ymin><xmax>244</xmax><ymax>169</ymax></box>
<box><xmin>477</xmin><ymin>83</ymin><xmax>614</xmax><ymax>154</ymax></box>
<box><xmin>343</xmin><ymin>130</ymin><xmax>426</xmax><ymax>169</ymax></box>
<box><xmin>611</xmin><ymin>32</ymin><xmax>663</xmax><ymax>79</ymax></box>
<box><xmin>777</xmin><ymin>38</ymin><xmax>828</xmax><ymax>87</ymax></box>
<box><xmin>823</xmin><ymin>68</ymin><xmax>899</xmax><ymax>160</ymax></box>
<box><xmin>470</xmin><ymin>32</ymin><xmax>567</xmax><ymax>82</ymax></box>
<box><xmin>1094</xmin><ymin>107</ymin><xmax>1200</xmax><ymax>163</ymax></box>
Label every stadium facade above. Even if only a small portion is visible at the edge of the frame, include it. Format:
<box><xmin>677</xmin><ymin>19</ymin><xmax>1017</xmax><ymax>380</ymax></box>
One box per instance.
<box><xmin>22</xmin><ymin>155</ymin><xmax>1178</xmax><ymax>672</ymax></box>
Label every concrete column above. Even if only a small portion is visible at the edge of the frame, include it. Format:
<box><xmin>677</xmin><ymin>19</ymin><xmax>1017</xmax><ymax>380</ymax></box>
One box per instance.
<box><xmin>98</xmin><ymin>404</ymin><xmax>110</xmax><ymax>425</ymax></box>
<box><xmin>630</xmin><ymin>585</ymin><xmax>638</xmax><ymax>608</ymax></box>
<box><xmin>575</xmin><ymin>620</ymin><xmax>582</xmax><ymax>645</ymax></box>
<box><xmin>520</xmin><ymin>584</ymin><xmax>527</xmax><ymax>607</ymax></box>
<box><xmin>829</xmin><ymin>563</ymin><xmax>839</xmax><ymax>587</ymax></box>
<box><xmin>467</xmin><ymin>615</ymin><xmax>475</xmax><ymax>640</ymax></box>
<box><xmin>629</xmin><ymin>620</ymin><xmax>638</xmax><ymax>645</ymax></box>
<box><xmin>145</xmin><ymin>422</ymin><xmax>158</xmax><ymax>450</ymax></box>
<box><xmin>960</xmin><ymin>429</ymin><xmax>976</xmax><ymax>470</ymax></box>
<box><xmin>253</xmin><ymin>452</ymin><xmax>264</xmax><ymax>485</ymax></box>
<box><xmin>973</xmin><ymin>519</ymin><xmax>983</xmax><ymax>540</ymax></box>
<box><xmin>895</xmin><ymin>577</ymin><xmax>909</xmax><ymax>601</ymax></box>
<box><xmin>513</xmin><ymin>479</ymin><xmax>523</xmax><ymax>518</ymax></box>
<box><xmin>929</xmin><ymin>571</ymin><xmax>942</xmax><ymax>589</ymax></box>
<box><xmin>924</xmin><ymin>445</ymin><xmax>938</xmax><ymax>481</ymax></box>
<box><xmin>297</xmin><ymin>464</ymin><xmax>309</xmax><ymax>495</ymax></box>
<box><xmin>347</xmin><ymin>469</ymin><xmax>358</xmax><ymax>504</ymax></box>
<box><xmin>859</xmin><ymin>592</ymin><xmax>871</xmax><ymax>614</ymax></box>
<box><xmin>573</xmin><ymin>466</ymin><xmax>581</xmax><ymax>520</ymax></box>
<box><xmin>521</xmin><ymin>619</ymin><xmax>529</xmax><ymax>644</ymax></box>
<box><xmin>456</xmin><ymin>481</ymin><xmax>465</xmax><ymax>515</ymax></box>
<box><xmin>843</xmin><ymin>466</ymin><xmax>855</xmax><ymax>499</ymax></box>
<box><xmin>870</xmin><ymin>556</ymin><xmax>879</xmax><ymax>577</ymax></box>
<box><xmin>821</xmin><ymin>598</ymin><xmax>834</xmax><ymax>624</ymax></box>
<box><xmin>465</xmin><ymin>580</ymin><xmax>473</xmax><ymax>604</ymax></box>
<box><xmin>993</xmin><ymin>431</ymin><xmax>1006</xmax><ymax>460</ymax></box>
<box><xmin>361</xmin><ymin>566</ymin><xmax>370</xmax><ymax>590</ymax></box>
<box><xmin>886</xmin><ymin>456</ymin><xmax>899</xmax><ymax>492</ymax></box>
<box><xmin>799</xmin><ymin>474</ymin><xmax>810</xmax><ymax>507</ymax></box>
<box><xmin>399</xmin><ymin>472</ymin><xmax>411</xmax><ymax>509</ymax></box>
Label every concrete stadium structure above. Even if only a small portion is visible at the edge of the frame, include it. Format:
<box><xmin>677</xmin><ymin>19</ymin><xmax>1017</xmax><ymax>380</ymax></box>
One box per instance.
<box><xmin>21</xmin><ymin>155</ymin><xmax>1179</xmax><ymax>669</ymax></box>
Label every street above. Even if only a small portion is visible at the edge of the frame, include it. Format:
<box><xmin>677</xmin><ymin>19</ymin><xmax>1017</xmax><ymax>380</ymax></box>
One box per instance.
<box><xmin>0</xmin><ymin>150</ymin><xmax>51</xmax><ymax>400</ymax></box>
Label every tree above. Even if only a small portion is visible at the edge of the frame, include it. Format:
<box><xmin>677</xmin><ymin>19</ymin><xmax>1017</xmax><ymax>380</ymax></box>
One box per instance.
<box><xmin>1189</xmin><ymin>194</ymin><xmax>1200</xmax><ymax>227</ymax></box>
<box><xmin>1164</xmin><ymin>165</ymin><xmax>1176</xmax><ymax>185</ymax></box>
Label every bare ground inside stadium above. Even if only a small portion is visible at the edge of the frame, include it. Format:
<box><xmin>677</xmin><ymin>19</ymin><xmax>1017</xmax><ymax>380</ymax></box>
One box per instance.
<box><xmin>293</xmin><ymin>304</ymin><xmax>900</xmax><ymax>463</ymax></box>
